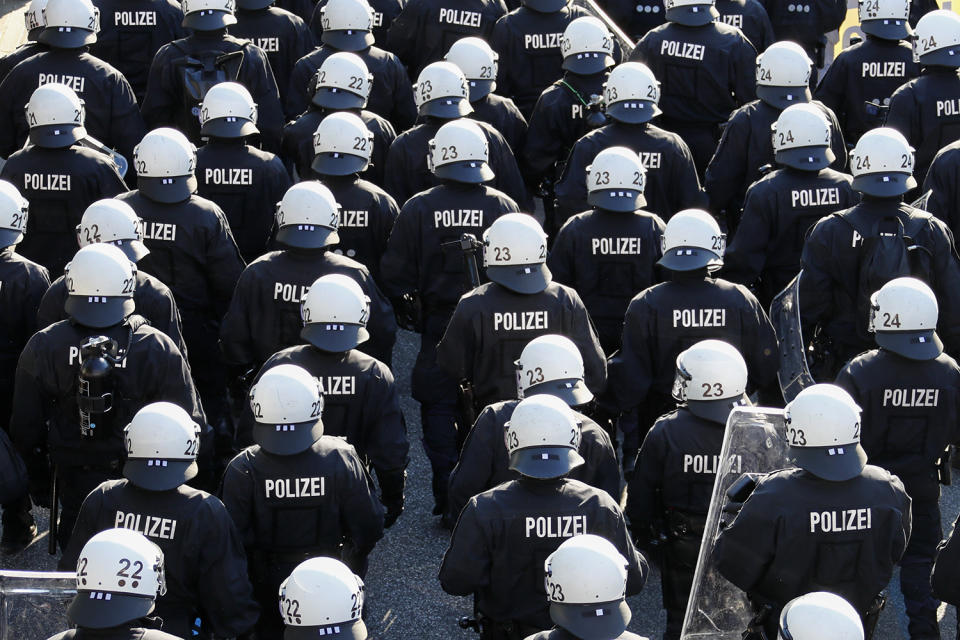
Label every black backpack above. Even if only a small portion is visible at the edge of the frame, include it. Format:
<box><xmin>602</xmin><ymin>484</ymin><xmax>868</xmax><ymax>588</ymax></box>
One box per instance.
<box><xmin>171</xmin><ymin>41</ymin><xmax>244</xmax><ymax>121</ymax></box>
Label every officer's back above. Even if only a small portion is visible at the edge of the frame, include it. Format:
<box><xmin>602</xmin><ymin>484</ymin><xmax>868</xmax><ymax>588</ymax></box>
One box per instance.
<box><xmin>715</xmin><ymin>0</ymin><xmax>774</xmax><ymax>52</ymax></box>
<box><xmin>310</xmin><ymin>0</ymin><xmax>404</xmax><ymax>45</ymax></box>
<box><xmin>757</xmin><ymin>0</ymin><xmax>846</xmax><ymax>62</ymax></box>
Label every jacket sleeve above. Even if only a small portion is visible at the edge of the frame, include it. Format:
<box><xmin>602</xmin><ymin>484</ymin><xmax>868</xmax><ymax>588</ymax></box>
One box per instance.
<box><xmin>339</xmin><ymin>448</ymin><xmax>386</xmax><ymax>553</ymax></box>
<box><xmin>713</xmin><ymin>477</ymin><xmax>780</xmax><ymax>595</ymax></box>
<box><xmin>594</xmin><ymin>497</ymin><xmax>648</xmax><ymax>595</ymax></box>
<box><xmin>386</xmin><ymin>57</ymin><xmax>417</xmax><ymax>131</ymax></box>
<box><xmin>798</xmin><ymin>218</ymin><xmax>837</xmax><ymax>331</ymax></box>
<box><xmin>204</xmin><ymin>206</ymin><xmax>246</xmax><ymax>314</ymax></box>
<box><xmin>489</xmin><ymin>128</ymin><xmax>531</xmax><ymax>211</ymax></box>
<box><xmin>447</xmin><ymin>407</ymin><xmax>500</xmax><ymax>522</ymax></box>
<box><xmin>356</xmin><ymin>268</ymin><xmax>397</xmax><ymax>364</ymax></box>
<box><xmin>545</xmin><ymin>220</ymin><xmax>578</xmax><ymax>287</ymax></box>
<box><xmin>362</xmin><ymin>364</ymin><xmax>409</xmax><ymax>474</ymax></box>
<box><xmin>705</xmin><ymin>109</ymin><xmax>751</xmax><ymax>215</ymax></box>
<box><xmin>94</xmin><ymin>162</ymin><xmax>131</xmax><ymax>199</ymax></box>
<box><xmin>220</xmin><ymin>268</ymin><xmax>258</xmax><ymax>367</ymax></box>
<box><xmin>9</xmin><ymin>334</ymin><xmax>49</xmax><ymax>468</ymax></box>
<box><xmin>141</xmin><ymin>45</ymin><xmax>178</xmax><ymax>130</ymax></box>
<box><xmin>670</xmin><ymin>138</ymin><xmax>707</xmax><ymax>212</ymax></box>
<box><xmin>437</xmin><ymin>297</ymin><xmax>476</xmax><ymax>383</ymax></box>
<box><xmin>384</xmin><ymin>135</ymin><xmax>414</xmax><ymax>207</ymax></box>
<box><xmin>607</xmin><ymin>296</ymin><xmax>655</xmax><ymax>413</ymax></box>
<box><xmin>579</xmin><ymin>421</ymin><xmax>620</xmax><ymax>502</ymax></box>
<box><xmin>933</xmin><ymin>512</ymin><xmax>960</xmax><ymax>605</ymax></box>
<box><xmin>284</xmin><ymin>58</ymin><xmax>314</xmax><ymax>120</ymax></box>
<box><xmin>379</xmin><ymin>201</ymin><xmax>421</xmax><ymax>299</ymax></box>
<box><xmin>219</xmin><ymin>456</ymin><xmax>257</xmax><ymax>549</ymax></box>
<box><xmin>553</xmin><ymin>139</ymin><xmax>592</xmax><ymax>224</ymax></box>
<box><xmin>149</xmin><ymin>283</ymin><xmax>190</xmax><ymax>359</ymax></box>
<box><xmin>723</xmin><ymin>183</ymin><xmax>774</xmax><ymax>286</ymax></box>
<box><xmin>625</xmin><ymin>423</ymin><xmax>667</xmax><ymax>542</ymax></box>
<box><xmin>36</xmin><ymin>280</ymin><xmax>65</xmax><ymax>331</ymax></box>
<box><xmin>922</xmin><ymin>152</ymin><xmax>960</xmax><ymax>240</ymax></box>
<box><xmin>814</xmin><ymin>55</ymin><xmax>846</xmax><ymax>129</ymax></box>
<box><xmin>384</xmin><ymin>2</ymin><xmax>423</xmax><ymax>75</ymax></box>
<box><xmin>925</xmin><ymin>218</ymin><xmax>960</xmax><ymax>355</ymax></box>
<box><xmin>825</xmin><ymin>105</ymin><xmax>848</xmax><ymax>171</ymax></box>
<box><xmin>732</xmin><ymin>40</ymin><xmax>758</xmax><ymax>105</ymax></box>
<box><xmin>522</xmin><ymin>89</ymin><xmax>565</xmax><ymax>184</ymax></box>
<box><xmin>438</xmin><ymin>498</ymin><xmax>491</xmax><ymax>596</ymax></box>
<box><xmin>884</xmin><ymin>85</ymin><xmax>920</xmax><ymax>147</ymax></box>
<box><xmin>246</xmin><ymin>47</ymin><xmax>284</xmax><ymax>154</ymax></box>
<box><xmin>108</xmin><ymin>75</ymin><xmax>147</xmax><ymax>167</ymax></box>
<box><xmin>563</xmin><ymin>287</ymin><xmax>607</xmax><ymax>393</ymax></box>
<box><xmin>152</xmin><ymin>333</ymin><xmax>207</xmax><ymax>430</ymax></box>
<box><xmin>374</xmin><ymin>192</ymin><xmax>401</xmax><ymax>266</ymax></box>
<box><xmin>822</xmin><ymin>0</ymin><xmax>848</xmax><ymax>32</ymax></box>
<box><xmin>740</xmin><ymin>288</ymin><xmax>781</xmax><ymax>404</ymax></box>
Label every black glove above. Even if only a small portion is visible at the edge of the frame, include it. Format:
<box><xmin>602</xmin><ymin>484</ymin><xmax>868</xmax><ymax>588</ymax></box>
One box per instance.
<box><xmin>377</xmin><ymin>468</ymin><xmax>406</xmax><ymax>528</ymax></box>
<box><xmin>393</xmin><ymin>294</ymin><xmax>422</xmax><ymax>332</ymax></box>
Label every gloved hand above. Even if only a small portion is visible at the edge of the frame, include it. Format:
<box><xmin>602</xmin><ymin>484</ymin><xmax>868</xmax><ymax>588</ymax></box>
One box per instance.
<box><xmin>394</xmin><ymin>293</ymin><xmax>422</xmax><ymax>332</ymax></box>
<box><xmin>377</xmin><ymin>468</ymin><xmax>406</xmax><ymax>528</ymax></box>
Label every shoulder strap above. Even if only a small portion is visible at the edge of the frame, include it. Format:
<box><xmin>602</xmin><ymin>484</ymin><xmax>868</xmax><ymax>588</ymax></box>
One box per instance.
<box><xmin>555</xmin><ymin>80</ymin><xmax>590</xmax><ymax>108</ymax></box>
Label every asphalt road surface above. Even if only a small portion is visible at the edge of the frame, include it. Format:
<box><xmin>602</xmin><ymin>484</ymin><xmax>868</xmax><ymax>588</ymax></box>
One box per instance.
<box><xmin>1</xmin><ymin>328</ymin><xmax>957</xmax><ymax>639</ymax></box>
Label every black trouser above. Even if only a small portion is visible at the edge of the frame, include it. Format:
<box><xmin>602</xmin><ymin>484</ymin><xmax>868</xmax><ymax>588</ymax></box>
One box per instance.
<box><xmin>900</xmin><ymin>493</ymin><xmax>943</xmax><ymax>639</ymax></box>
<box><xmin>56</xmin><ymin>464</ymin><xmax>121</xmax><ymax>551</ymax></box>
<box><xmin>479</xmin><ymin>620</ymin><xmax>542</xmax><ymax>640</ymax></box>
<box><xmin>660</xmin><ymin>514</ymin><xmax>706</xmax><ymax>640</ymax></box>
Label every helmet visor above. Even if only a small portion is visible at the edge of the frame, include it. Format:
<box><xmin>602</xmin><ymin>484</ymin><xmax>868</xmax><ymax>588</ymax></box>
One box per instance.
<box><xmin>65</xmin><ymin>295</ymin><xmax>135</xmax><ymax>328</ymax></box>
<box><xmin>275</xmin><ymin>224</ymin><xmax>340</xmax><ymax>249</ymax></box>
<box><xmin>775</xmin><ymin>145</ymin><xmax>835</xmax><ymax>171</ymax></box>
<box><xmin>875</xmin><ymin>329</ymin><xmax>943</xmax><ymax>361</ymax></box>
<box><xmin>311</xmin><ymin>86</ymin><xmax>367</xmax><ymax>111</ymax></box>
<box><xmin>182</xmin><ymin>9</ymin><xmax>237</xmax><ymax>30</ymax></box>
<box><xmin>29</xmin><ymin>123</ymin><xmax>86</xmax><ymax>149</ymax></box>
<box><xmin>418</xmin><ymin>97</ymin><xmax>473</xmax><ymax>119</ymax></box>
<box><xmin>789</xmin><ymin>443</ymin><xmax>868</xmax><ymax>482</ymax></box>
<box><xmin>587</xmin><ymin>187</ymin><xmax>646</xmax><ymax>212</ymax></box>
<box><xmin>200</xmin><ymin>116</ymin><xmax>259</xmax><ymax>139</ymax></box>
<box><xmin>508</xmin><ymin>446</ymin><xmax>585</xmax><ymax>479</ymax></box>
<box><xmin>562</xmin><ymin>51</ymin><xmax>616</xmax><ymax>75</ymax></box>
<box><xmin>254</xmin><ymin>419</ymin><xmax>324</xmax><ymax>455</ymax></box>
<box><xmin>38</xmin><ymin>26</ymin><xmax>97</xmax><ymax>48</ymax></box>
<box><xmin>137</xmin><ymin>175</ymin><xmax>198</xmax><ymax>204</ymax></box>
<box><xmin>756</xmin><ymin>85</ymin><xmax>812</xmax><ymax>110</ymax></box>
<box><xmin>433</xmin><ymin>160</ymin><xmax>495</xmax><ymax>184</ymax></box>
<box><xmin>665</xmin><ymin>3</ymin><xmax>719</xmax><ymax>26</ymax></box>
<box><xmin>550</xmin><ymin>600</ymin><xmax>631</xmax><ymax>640</ymax></box>
<box><xmin>310</xmin><ymin>151</ymin><xmax>370</xmax><ymax>177</ymax></box>
<box><xmin>321</xmin><ymin>29</ymin><xmax>375</xmax><ymax>52</ymax></box>
<box><xmin>123</xmin><ymin>458</ymin><xmax>198</xmax><ymax>492</ymax></box>
<box><xmin>605</xmin><ymin>100</ymin><xmax>660</xmax><ymax>124</ymax></box>
<box><xmin>486</xmin><ymin>262</ymin><xmax>552</xmax><ymax>294</ymax></box>
<box><xmin>300</xmin><ymin>322</ymin><xmax>370</xmax><ymax>353</ymax></box>
<box><xmin>68</xmin><ymin>592</ymin><xmax>155</xmax><ymax>629</ymax></box>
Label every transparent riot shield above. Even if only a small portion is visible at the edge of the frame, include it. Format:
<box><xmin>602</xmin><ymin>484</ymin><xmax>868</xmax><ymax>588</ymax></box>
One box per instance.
<box><xmin>769</xmin><ymin>272</ymin><xmax>813</xmax><ymax>403</ymax></box>
<box><xmin>680</xmin><ymin>407</ymin><xmax>793</xmax><ymax>640</ymax></box>
<box><xmin>0</xmin><ymin>571</ymin><xmax>75</xmax><ymax>640</ymax></box>
<box><xmin>571</xmin><ymin>0</ymin><xmax>635</xmax><ymax>53</ymax></box>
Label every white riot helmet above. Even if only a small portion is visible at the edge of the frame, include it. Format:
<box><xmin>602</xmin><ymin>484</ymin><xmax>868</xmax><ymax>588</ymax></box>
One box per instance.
<box><xmin>545</xmin><ymin>535</ymin><xmax>631</xmax><ymax>640</ymax></box>
<box><xmin>39</xmin><ymin>0</ymin><xmax>98</xmax><ymax>48</ymax></box>
<box><xmin>68</xmin><ymin>529</ymin><xmax>166</xmax><ymax>629</ymax></box>
<box><xmin>24</xmin><ymin>0</ymin><xmax>47</xmax><ymax>41</ymax></box>
<box><xmin>604</xmin><ymin>62</ymin><xmax>661</xmax><ymax>124</ymax></box>
<box><xmin>914</xmin><ymin>10</ymin><xmax>960</xmax><ymax>67</ymax></box>
<box><xmin>319</xmin><ymin>0</ymin><xmax>375</xmax><ymax>52</ymax></box>
<box><xmin>249</xmin><ymin>364</ymin><xmax>325</xmax><ymax>455</ymax></box>
<box><xmin>672</xmin><ymin>339</ymin><xmax>750</xmax><ymax>424</ymax></box>
<box><xmin>586</xmin><ymin>146</ymin><xmax>646</xmax><ymax>212</ymax></box>
<box><xmin>483</xmin><ymin>213</ymin><xmax>551</xmax><ymax>294</ymax></box>
<box><xmin>311</xmin><ymin>52</ymin><xmax>373</xmax><ymax>111</ymax></box>
<box><xmin>783</xmin><ymin>384</ymin><xmax>866</xmax><ymax>482</ymax></box>
<box><xmin>63</xmin><ymin>244</ymin><xmax>136</xmax><ymax>328</ymax></box>
<box><xmin>849</xmin><ymin>127</ymin><xmax>916</xmax><ymax>197</ymax></box>
<box><xmin>200</xmin><ymin>82</ymin><xmax>258</xmax><ymax>139</ymax></box>
<box><xmin>664</xmin><ymin>0</ymin><xmax>718</xmax><ymax>27</ymax></box>
<box><xmin>779</xmin><ymin>592</ymin><xmax>864</xmax><ymax>640</ymax></box>
<box><xmin>445</xmin><ymin>37</ymin><xmax>499</xmax><ymax>101</ymax></box>
<box><xmin>311</xmin><ymin>111</ymin><xmax>373</xmax><ymax>176</ymax></box>
<box><xmin>414</xmin><ymin>61</ymin><xmax>472</xmax><ymax>119</ymax></box>
<box><xmin>756</xmin><ymin>41</ymin><xmax>813</xmax><ymax>109</ymax></box>
<box><xmin>25</xmin><ymin>83</ymin><xmax>86</xmax><ymax>149</ymax></box>
<box><xmin>868</xmin><ymin>277</ymin><xmax>942</xmax><ymax>360</ymax></box>
<box><xmin>427</xmin><ymin>119</ymin><xmax>493</xmax><ymax>184</ymax></box>
<box><xmin>859</xmin><ymin>0</ymin><xmax>912</xmax><ymax>41</ymax></box>
<box><xmin>133</xmin><ymin>128</ymin><xmax>198</xmax><ymax>204</ymax></box>
<box><xmin>182</xmin><ymin>0</ymin><xmax>237</xmax><ymax>31</ymax></box>
<box><xmin>504</xmin><ymin>395</ymin><xmax>585</xmax><ymax>479</ymax></box>
<box><xmin>0</xmin><ymin>180</ymin><xmax>29</xmax><ymax>248</ymax></box>
<box><xmin>771</xmin><ymin>103</ymin><xmax>835</xmax><ymax>171</ymax></box>
<box><xmin>275</xmin><ymin>181</ymin><xmax>341</xmax><ymax>249</ymax></box>
<box><xmin>658</xmin><ymin>209</ymin><xmax>724</xmax><ymax>272</ymax></box>
<box><xmin>515</xmin><ymin>335</ymin><xmax>592</xmax><ymax>406</ymax></box>
<box><xmin>279</xmin><ymin>557</ymin><xmax>367</xmax><ymax>639</ymax></box>
<box><xmin>123</xmin><ymin>402</ymin><xmax>201</xmax><ymax>491</ymax></box>
<box><xmin>300</xmin><ymin>273</ymin><xmax>371</xmax><ymax>352</ymax></box>
<box><xmin>560</xmin><ymin>17</ymin><xmax>616</xmax><ymax>75</ymax></box>
<box><xmin>77</xmin><ymin>199</ymin><xmax>149</xmax><ymax>263</ymax></box>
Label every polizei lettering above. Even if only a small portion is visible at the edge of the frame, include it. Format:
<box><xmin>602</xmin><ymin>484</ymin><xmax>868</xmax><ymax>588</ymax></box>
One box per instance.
<box><xmin>882</xmin><ymin>388</ymin><xmax>940</xmax><ymax>407</ymax></box>
<box><xmin>273</xmin><ymin>282</ymin><xmax>309</xmax><ymax>302</ymax></box>
<box><xmin>253</xmin><ymin>37</ymin><xmax>279</xmax><ymax>52</ymax></box>
<box><xmin>142</xmin><ymin>221</ymin><xmax>177</xmax><ymax>242</ymax></box>
<box><xmin>434</xmin><ymin>209</ymin><xmax>483</xmax><ymax>228</ymax></box>
<box><xmin>524</xmin><ymin>515</ymin><xmax>587</xmax><ymax>538</ymax></box>
<box><xmin>204</xmin><ymin>167</ymin><xmax>253</xmax><ymax>186</ymax></box>
<box><xmin>809</xmin><ymin>508</ymin><xmax>872</xmax><ymax>533</ymax></box>
<box><xmin>524</xmin><ymin>33</ymin><xmax>562</xmax><ymax>50</ymax></box>
<box><xmin>265</xmin><ymin>477</ymin><xmax>325</xmax><ymax>498</ymax></box>
<box><xmin>114</xmin><ymin>511</ymin><xmax>177</xmax><ymax>541</ymax></box>
<box><xmin>720</xmin><ymin>13</ymin><xmax>742</xmax><ymax>28</ymax></box>
<box><xmin>114</xmin><ymin>10</ymin><xmax>157</xmax><ymax>25</ymax></box>
<box><xmin>937</xmin><ymin>99</ymin><xmax>960</xmax><ymax>117</ymax></box>
<box><xmin>861</xmin><ymin>61</ymin><xmax>906</xmax><ymax>78</ymax></box>
<box><xmin>638</xmin><ymin>152</ymin><xmax>662</xmax><ymax>170</ymax></box>
<box><xmin>38</xmin><ymin>74</ymin><xmax>85</xmax><ymax>93</ymax></box>
<box><xmin>493</xmin><ymin>310</ymin><xmax>548</xmax><ymax>331</ymax></box>
<box><xmin>672</xmin><ymin>308</ymin><xmax>726</xmax><ymax>328</ymax></box>
<box><xmin>683</xmin><ymin>454</ymin><xmax>742</xmax><ymax>474</ymax></box>
<box><xmin>791</xmin><ymin>187</ymin><xmax>840</xmax><ymax>208</ymax></box>
<box><xmin>592</xmin><ymin>237</ymin><xmax>642</xmax><ymax>255</ymax></box>
<box><xmin>24</xmin><ymin>173</ymin><xmax>71</xmax><ymax>191</ymax></box>
<box><xmin>660</xmin><ymin>40</ymin><xmax>705</xmax><ymax>61</ymax></box>
<box><xmin>318</xmin><ymin>376</ymin><xmax>356</xmax><ymax>396</ymax></box>
<box><xmin>438</xmin><ymin>8</ymin><xmax>481</xmax><ymax>27</ymax></box>
<box><xmin>339</xmin><ymin>210</ymin><xmax>368</xmax><ymax>228</ymax></box>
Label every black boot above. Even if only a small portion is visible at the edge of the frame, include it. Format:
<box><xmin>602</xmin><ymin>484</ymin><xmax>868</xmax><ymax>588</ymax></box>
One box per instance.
<box><xmin>1</xmin><ymin>497</ymin><xmax>37</xmax><ymax>554</ymax></box>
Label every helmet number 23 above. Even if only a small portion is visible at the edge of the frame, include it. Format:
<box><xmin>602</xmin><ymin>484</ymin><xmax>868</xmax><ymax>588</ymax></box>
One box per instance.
<box><xmin>701</xmin><ymin>382</ymin><xmax>723</xmax><ymax>397</ymax></box>
<box><xmin>787</xmin><ymin>427</ymin><xmax>806</xmax><ymax>446</ymax></box>
<box><xmin>493</xmin><ymin>246</ymin><xmax>511</xmax><ymax>262</ymax></box>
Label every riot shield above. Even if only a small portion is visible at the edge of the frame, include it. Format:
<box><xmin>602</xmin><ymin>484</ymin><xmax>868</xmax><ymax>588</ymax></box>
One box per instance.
<box><xmin>769</xmin><ymin>272</ymin><xmax>813</xmax><ymax>403</ymax></box>
<box><xmin>0</xmin><ymin>570</ymin><xmax>75</xmax><ymax>640</ymax></box>
<box><xmin>680</xmin><ymin>407</ymin><xmax>793</xmax><ymax>640</ymax></box>
<box><xmin>571</xmin><ymin>0</ymin><xmax>635</xmax><ymax>53</ymax></box>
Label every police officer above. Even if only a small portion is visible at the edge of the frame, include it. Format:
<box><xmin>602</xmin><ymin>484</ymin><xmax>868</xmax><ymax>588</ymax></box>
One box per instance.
<box><xmin>386</xmin><ymin>0</ymin><xmax>508</xmax><ymax>80</ymax></box>
<box><xmin>778</xmin><ymin>592</ymin><xmax>865</xmax><ymax>640</ymax></box>
<box><xmin>220</xmin><ymin>181</ymin><xmax>396</xmax><ymax>375</ymax></box>
<box><xmin>799</xmin><ymin>127</ymin><xmax>960</xmax><ymax>371</ymax></box>
<box><xmin>815</xmin><ymin>0</ymin><xmax>919</xmax><ymax>149</ymax></box>
<box><xmin>221</xmin><ymin>364</ymin><xmax>385</xmax><ymax>638</ymax></box>
<box><xmin>0</xmin><ymin>180</ymin><xmax>49</xmax><ymax>554</ymax></box>
<box><xmin>607</xmin><ymin>209</ymin><xmax>779</xmax><ymax>470</ymax></box>
<box><xmin>141</xmin><ymin>0</ymin><xmax>283</xmax><ymax>152</ymax></box>
<box><xmin>385</xmin><ymin>61</ymin><xmax>530</xmax><ymax>209</ymax></box>
<box><xmin>885</xmin><ymin>10</ymin><xmax>960</xmax><ymax>189</ymax></box>
<box><xmin>757</xmin><ymin>0</ymin><xmax>846</xmax><ymax>66</ymax></box>
<box><xmin>449</xmin><ymin>335</ymin><xmax>620</xmax><ymax>524</ymax></box>
<box><xmin>706</xmin><ymin>40</ymin><xmax>847</xmax><ymax>233</ymax></box>
<box><xmin>196</xmin><ymin>82</ymin><xmax>292</xmax><ymax>263</ymax></box>
<box><xmin>715</xmin><ymin>384</ymin><xmax>912</xmax><ymax>638</ymax></box>
<box><xmin>933</xmin><ymin>514</ymin><xmax>960</xmax><ymax>636</ymax></box>
<box><xmin>380</xmin><ymin>119</ymin><xmax>518</xmax><ymax>515</ymax></box>
<box><xmin>834</xmin><ymin>278</ymin><xmax>960</xmax><ymax>640</ymax></box>
<box><xmin>626</xmin><ymin>339</ymin><xmax>752</xmax><ymax>640</ymax></box>
<box><xmin>285</xmin><ymin>0</ymin><xmax>417</xmax><ymax>128</ymax></box>
<box><xmin>281</xmin><ymin>52</ymin><xmax>397</xmax><ymax>187</ymax></box>
<box><xmin>0</xmin><ymin>83</ymin><xmax>127</xmax><ymax>276</ymax></box>
<box><xmin>446</xmin><ymin>37</ymin><xmax>528</xmax><ymax>154</ymax></box>
<box><xmin>724</xmin><ymin>103</ymin><xmax>858</xmax><ymax>306</ymax></box>
<box><xmin>524</xmin><ymin>16</ymin><xmax>617</xmax><ymax>236</ymax></box>
<box><xmin>10</xmin><ymin>244</ymin><xmax>205</xmax><ymax>550</ymax></box>
<box><xmin>0</xmin><ymin>0</ymin><xmax>48</xmax><ymax>82</ymax></box>
<box><xmin>59</xmin><ymin>402</ymin><xmax>258</xmax><ymax>639</ymax></box>
<box><xmin>117</xmin><ymin>128</ymin><xmax>244</xmax><ymax>454</ymax></box>
<box><xmin>279</xmin><ymin>557</ymin><xmax>370</xmax><ymax>639</ymax></box>
<box><xmin>305</xmin><ymin>111</ymin><xmax>398</xmax><ymax>284</ymax></box>
<box><xmin>524</xmin><ymin>534</ymin><xmax>647</xmax><ymax>640</ymax></box>
<box><xmin>715</xmin><ymin>0</ymin><xmax>774</xmax><ymax>53</ymax></box>
<box><xmin>600</xmin><ymin>0</ymin><xmax>665</xmax><ymax>43</ymax></box>
<box><xmin>240</xmin><ymin>274</ymin><xmax>409</xmax><ymax>527</ymax></box>
<box><xmin>311</xmin><ymin>0</ymin><xmax>404</xmax><ymax>48</ymax></box>
<box><xmin>50</xmin><ymin>528</ymin><xmax>181</xmax><ymax>640</ymax></box>
<box><xmin>231</xmin><ymin>0</ymin><xmax>314</xmax><ymax>106</ymax></box>
<box><xmin>629</xmin><ymin>0</ymin><xmax>757</xmax><ymax>175</ymax></box>
<box><xmin>437</xmin><ymin>213</ymin><xmax>606</xmax><ymax>410</ymax></box>
<box><xmin>922</xmin><ymin>139</ymin><xmax>960</xmax><ymax>239</ymax></box>
<box><xmin>548</xmin><ymin>147</ymin><xmax>666</xmax><ymax>353</ymax></box>
<box><xmin>439</xmin><ymin>395</ymin><xmax>647</xmax><ymax>639</ymax></box>
<box><xmin>554</xmin><ymin>61</ymin><xmax>705</xmax><ymax>224</ymax></box>
<box><xmin>488</xmin><ymin>0</ymin><xmax>592</xmax><ymax>118</ymax></box>
<box><xmin>37</xmin><ymin>199</ymin><xmax>188</xmax><ymax>358</ymax></box>
<box><xmin>909</xmin><ymin>0</ymin><xmax>939</xmax><ymax>26</ymax></box>
<box><xmin>0</xmin><ymin>0</ymin><xmax>145</xmax><ymax>171</ymax></box>
<box><xmin>86</xmin><ymin>0</ymin><xmax>186</xmax><ymax>102</ymax></box>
